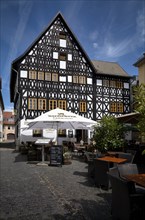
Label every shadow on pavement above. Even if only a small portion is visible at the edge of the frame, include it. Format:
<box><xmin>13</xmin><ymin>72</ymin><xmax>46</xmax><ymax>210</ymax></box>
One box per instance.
<box><xmin>13</xmin><ymin>152</ymin><xmax>27</xmax><ymax>162</ymax></box>
<box><xmin>53</xmin><ymin>198</ymin><xmax>111</xmax><ymax>220</ymax></box>
<box><xmin>0</xmin><ymin>141</ymin><xmax>15</xmax><ymax>149</ymax></box>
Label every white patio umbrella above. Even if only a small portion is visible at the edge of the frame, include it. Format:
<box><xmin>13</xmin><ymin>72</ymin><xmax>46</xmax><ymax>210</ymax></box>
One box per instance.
<box><xmin>27</xmin><ymin>108</ymin><xmax>97</xmax><ymax>131</ymax></box>
<box><xmin>26</xmin><ymin>108</ymin><xmax>97</xmax><ymax>164</ymax></box>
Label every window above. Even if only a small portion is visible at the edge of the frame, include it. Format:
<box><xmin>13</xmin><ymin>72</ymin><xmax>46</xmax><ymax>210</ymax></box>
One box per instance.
<box><xmin>59</xmin><ymin>32</ymin><xmax>66</xmax><ymax>39</ymax></box>
<box><xmin>28</xmin><ymin>98</ymin><xmax>37</xmax><ymax>110</ymax></box>
<box><xmin>49</xmin><ymin>100</ymin><xmax>66</xmax><ymax>110</ymax></box>
<box><xmin>59</xmin><ymin>76</ymin><xmax>66</xmax><ymax>82</ymax></box>
<box><xmin>60</xmin><ymin>61</ymin><xmax>66</xmax><ymax>69</ymax></box>
<box><xmin>58</xmin><ymin>129</ymin><xmax>66</xmax><ymax>137</ymax></box>
<box><xmin>79</xmin><ymin>76</ymin><xmax>86</xmax><ymax>84</ymax></box>
<box><xmin>96</xmin><ymin>79</ymin><xmax>102</xmax><ymax>86</ymax></box>
<box><xmin>52</xmin><ymin>73</ymin><xmax>58</xmax><ymax>81</ymax></box>
<box><xmin>116</xmin><ymin>81</ymin><xmax>123</xmax><ymax>88</ymax></box>
<box><xmin>58</xmin><ymin>100</ymin><xmax>66</xmax><ymax>110</ymax></box>
<box><xmin>53</xmin><ymin>52</ymin><xmax>58</xmax><ymax>59</ymax></box>
<box><xmin>68</xmin><ymin>75</ymin><xmax>72</xmax><ymax>82</ymax></box>
<box><xmin>20</xmin><ymin>70</ymin><xmax>27</xmax><ymax>78</ymax></box>
<box><xmin>59</xmin><ymin>53</ymin><xmax>66</xmax><ymax>69</ymax></box>
<box><xmin>110</xmin><ymin>102</ymin><xmax>123</xmax><ymax>113</ymax></box>
<box><xmin>68</xmin><ymin>54</ymin><xmax>72</xmax><ymax>61</ymax></box>
<box><xmin>38</xmin><ymin>99</ymin><xmax>46</xmax><ymax>110</ymax></box>
<box><xmin>49</xmin><ymin>100</ymin><xmax>57</xmax><ymax>110</ymax></box>
<box><xmin>73</xmin><ymin>76</ymin><xmax>78</xmax><ymax>84</ymax></box>
<box><xmin>59</xmin><ymin>53</ymin><xmax>66</xmax><ymax>61</ymax></box>
<box><xmin>80</xmin><ymin>102</ymin><xmax>86</xmax><ymax>112</ymax></box>
<box><xmin>45</xmin><ymin>72</ymin><xmax>51</xmax><ymax>81</ymax></box>
<box><xmin>33</xmin><ymin>129</ymin><xmax>43</xmax><ymax>137</ymax></box>
<box><xmin>117</xmin><ymin>102</ymin><xmax>123</xmax><ymax>112</ymax></box>
<box><xmin>110</xmin><ymin>102</ymin><xmax>116</xmax><ymax>112</ymax></box>
<box><xmin>103</xmin><ymin>80</ymin><xmax>109</xmax><ymax>87</ymax></box>
<box><xmin>38</xmin><ymin>71</ymin><xmax>44</xmax><ymax>80</ymax></box>
<box><xmin>59</xmin><ymin>32</ymin><xmax>66</xmax><ymax>48</ymax></box>
<box><xmin>110</xmin><ymin>80</ymin><xmax>116</xmax><ymax>88</ymax></box>
<box><xmin>124</xmin><ymin>82</ymin><xmax>129</xmax><ymax>89</ymax></box>
<box><xmin>87</xmin><ymin>78</ymin><xmax>92</xmax><ymax>84</ymax></box>
<box><xmin>29</xmin><ymin>70</ymin><xmax>37</xmax><ymax>79</ymax></box>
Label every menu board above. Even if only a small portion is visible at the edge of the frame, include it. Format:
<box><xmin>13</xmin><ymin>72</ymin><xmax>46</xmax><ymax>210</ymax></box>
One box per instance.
<box><xmin>50</xmin><ymin>145</ymin><xmax>63</xmax><ymax>166</ymax></box>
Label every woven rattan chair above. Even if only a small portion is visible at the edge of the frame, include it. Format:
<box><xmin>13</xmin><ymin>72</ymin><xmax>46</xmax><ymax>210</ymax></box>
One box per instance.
<box><xmin>108</xmin><ymin>173</ymin><xmax>145</xmax><ymax>220</ymax></box>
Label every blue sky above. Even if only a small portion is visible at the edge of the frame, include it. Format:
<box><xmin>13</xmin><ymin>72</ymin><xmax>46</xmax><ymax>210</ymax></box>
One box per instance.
<box><xmin>0</xmin><ymin>0</ymin><xmax>145</xmax><ymax>110</ymax></box>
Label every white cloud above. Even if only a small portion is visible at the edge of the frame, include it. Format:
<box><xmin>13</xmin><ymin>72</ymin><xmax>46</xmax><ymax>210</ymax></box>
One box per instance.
<box><xmin>2</xmin><ymin>1</ymin><xmax>33</xmax><ymax>89</ymax></box>
<box><xmin>89</xmin><ymin>30</ymin><xmax>98</xmax><ymax>41</ymax></box>
<box><xmin>93</xmin><ymin>43</ymin><xmax>98</xmax><ymax>49</ymax></box>
<box><xmin>136</xmin><ymin>10</ymin><xmax>145</xmax><ymax>44</ymax></box>
<box><xmin>93</xmin><ymin>9</ymin><xmax>145</xmax><ymax>60</ymax></box>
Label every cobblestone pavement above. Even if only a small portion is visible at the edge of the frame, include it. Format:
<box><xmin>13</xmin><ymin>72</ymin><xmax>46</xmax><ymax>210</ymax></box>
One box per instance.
<box><xmin>0</xmin><ymin>146</ymin><xmax>112</xmax><ymax>220</ymax></box>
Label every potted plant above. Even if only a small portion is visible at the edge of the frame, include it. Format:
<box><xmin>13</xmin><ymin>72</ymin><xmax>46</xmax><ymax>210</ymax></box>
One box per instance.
<box><xmin>63</xmin><ymin>151</ymin><xmax>72</xmax><ymax>165</ymax></box>
<box><xmin>93</xmin><ymin>116</ymin><xmax>125</xmax><ymax>154</ymax></box>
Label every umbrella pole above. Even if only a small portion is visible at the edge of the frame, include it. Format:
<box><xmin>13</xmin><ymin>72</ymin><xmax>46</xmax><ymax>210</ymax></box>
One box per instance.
<box><xmin>42</xmin><ymin>145</ymin><xmax>45</xmax><ymax>163</ymax></box>
<box><xmin>57</xmin><ymin>122</ymin><xmax>58</xmax><ymax>145</ymax></box>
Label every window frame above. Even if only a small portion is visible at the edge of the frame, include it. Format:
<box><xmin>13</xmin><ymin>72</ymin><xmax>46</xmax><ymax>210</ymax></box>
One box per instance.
<box><xmin>49</xmin><ymin>100</ymin><xmax>57</xmax><ymax>110</ymax></box>
<box><xmin>38</xmin><ymin>71</ymin><xmax>44</xmax><ymax>80</ymax></box>
<box><xmin>110</xmin><ymin>102</ymin><xmax>123</xmax><ymax>113</ymax></box>
<box><xmin>52</xmin><ymin>73</ymin><xmax>58</xmax><ymax>82</ymax></box>
<box><xmin>38</xmin><ymin>99</ymin><xmax>46</xmax><ymax>110</ymax></box>
<box><xmin>28</xmin><ymin>98</ymin><xmax>37</xmax><ymax>110</ymax></box>
<box><xmin>29</xmin><ymin>70</ymin><xmax>37</xmax><ymax>79</ymax></box>
<box><xmin>80</xmin><ymin>101</ymin><xmax>86</xmax><ymax>112</ymax></box>
<box><xmin>79</xmin><ymin>76</ymin><xmax>86</xmax><ymax>84</ymax></box>
<box><xmin>45</xmin><ymin>72</ymin><xmax>51</xmax><ymax>81</ymax></box>
<box><xmin>73</xmin><ymin>76</ymin><xmax>79</xmax><ymax>84</ymax></box>
<box><xmin>58</xmin><ymin>100</ymin><xmax>66</xmax><ymax>110</ymax></box>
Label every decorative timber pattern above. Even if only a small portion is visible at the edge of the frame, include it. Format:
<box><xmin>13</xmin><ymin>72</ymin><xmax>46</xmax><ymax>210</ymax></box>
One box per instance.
<box><xmin>10</xmin><ymin>13</ymin><xmax>131</xmax><ymax>125</ymax></box>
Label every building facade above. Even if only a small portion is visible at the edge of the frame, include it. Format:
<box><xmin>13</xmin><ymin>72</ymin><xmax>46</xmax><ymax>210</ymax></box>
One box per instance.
<box><xmin>0</xmin><ymin>78</ymin><xmax>4</xmax><ymax>142</ymax></box>
<box><xmin>3</xmin><ymin>111</ymin><xmax>15</xmax><ymax>141</ymax></box>
<box><xmin>10</xmin><ymin>13</ymin><xmax>131</xmax><ymax>143</ymax></box>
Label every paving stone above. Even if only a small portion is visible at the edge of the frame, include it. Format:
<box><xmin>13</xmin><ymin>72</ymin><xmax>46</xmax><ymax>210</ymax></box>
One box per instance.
<box><xmin>0</xmin><ymin>146</ymin><xmax>112</xmax><ymax>219</ymax></box>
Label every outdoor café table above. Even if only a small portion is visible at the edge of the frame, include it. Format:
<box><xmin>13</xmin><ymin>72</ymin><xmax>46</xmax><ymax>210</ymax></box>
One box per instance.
<box><xmin>124</xmin><ymin>174</ymin><xmax>145</xmax><ymax>188</ymax></box>
<box><xmin>97</xmin><ymin>156</ymin><xmax>127</xmax><ymax>164</ymax></box>
<box><xmin>93</xmin><ymin>156</ymin><xmax>127</xmax><ymax>189</ymax></box>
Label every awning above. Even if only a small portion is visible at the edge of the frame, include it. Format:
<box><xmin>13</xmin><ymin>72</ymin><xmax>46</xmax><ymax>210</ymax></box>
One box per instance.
<box><xmin>116</xmin><ymin>112</ymin><xmax>140</xmax><ymax>124</ymax></box>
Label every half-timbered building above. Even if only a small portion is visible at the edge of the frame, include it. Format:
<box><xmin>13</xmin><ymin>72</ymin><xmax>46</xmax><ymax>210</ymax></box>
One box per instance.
<box><xmin>10</xmin><ymin>13</ymin><xmax>131</xmax><ymax>144</ymax></box>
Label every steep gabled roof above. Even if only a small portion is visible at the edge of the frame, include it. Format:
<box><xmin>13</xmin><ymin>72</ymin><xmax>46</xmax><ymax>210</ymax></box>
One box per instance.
<box><xmin>10</xmin><ymin>12</ymin><xmax>97</xmax><ymax>102</ymax></box>
<box><xmin>92</xmin><ymin>60</ymin><xmax>130</xmax><ymax>77</ymax></box>
<box><xmin>11</xmin><ymin>12</ymin><xmax>95</xmax><ymax>68</ymax></box>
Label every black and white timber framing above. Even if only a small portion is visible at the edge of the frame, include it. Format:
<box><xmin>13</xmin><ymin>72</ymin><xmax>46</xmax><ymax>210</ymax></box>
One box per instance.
<box><xmin>10</xmin><ymin>13</ymin><xmax>131</xmax><ymax>138</ymax></box>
